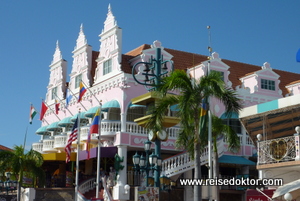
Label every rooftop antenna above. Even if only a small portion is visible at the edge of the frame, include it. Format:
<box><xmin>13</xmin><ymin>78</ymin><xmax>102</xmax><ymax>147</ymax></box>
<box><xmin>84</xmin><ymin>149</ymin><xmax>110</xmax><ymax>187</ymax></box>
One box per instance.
<box><xmin>207</xmin><ymin>25</ymin><xmax>213</xmax><ymax>58</ymax></box>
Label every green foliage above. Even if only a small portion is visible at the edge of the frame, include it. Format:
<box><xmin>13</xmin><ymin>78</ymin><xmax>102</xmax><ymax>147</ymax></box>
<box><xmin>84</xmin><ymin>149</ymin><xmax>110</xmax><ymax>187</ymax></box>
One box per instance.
<box><xmin>146</xmin><ymin>69</ymin><xmax>242</xmax><ymax>158</ymax></box>
<box><xmin>0</xmin><ymin>145</ymin><xmax>45</xmax><ymax>187</ymax></box>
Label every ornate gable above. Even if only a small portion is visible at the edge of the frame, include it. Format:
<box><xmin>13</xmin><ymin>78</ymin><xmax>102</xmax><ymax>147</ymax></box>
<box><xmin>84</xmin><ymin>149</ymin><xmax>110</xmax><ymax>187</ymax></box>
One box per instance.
<box><xmin>239</xmin><ymin>62</ymin><xmax>282</xmax><ymax>96</ymax></box>
<box><xmin>94</xmin><ymin>4</ymin><xmax>122</xmax><ymax>84</ymax></box>
<box><xmin>46</xmin><ymin>41</ymin><xmax>67</xmax><ymax>102</ymax></box>
<box><xmin>70</xmin><ymin>24</ymin><xmax>93</xmax><ymax>90</ymax></box>
<box><xmin>189</xmin><ymin>52</ymin><xmax>232</xmax><ymax>88</ymax></box>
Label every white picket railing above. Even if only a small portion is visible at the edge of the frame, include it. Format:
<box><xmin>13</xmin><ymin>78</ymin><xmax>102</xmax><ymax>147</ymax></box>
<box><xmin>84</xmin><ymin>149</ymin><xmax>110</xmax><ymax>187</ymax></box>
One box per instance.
<box><xmin>162</xmin><ymin>137</ymin><xmax>225</xmax><ymax>178</ymax></box>
<box><xmin>78</xmin><ymin>177</ymin><xmax>96</xmax><ymax>195</ymax></box>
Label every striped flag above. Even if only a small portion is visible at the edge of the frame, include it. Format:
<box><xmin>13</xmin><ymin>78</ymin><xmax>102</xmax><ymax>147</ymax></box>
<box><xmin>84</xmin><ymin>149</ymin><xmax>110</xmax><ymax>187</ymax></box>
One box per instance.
<box><xmin>78</xmin><ymin>82</ymin><xmax>87</xmax><ymax>103</ymax></box>
<box><xmin>87</xmin><ymin>108</ymin><xmax>101</xmax><ymax>160</ymax></box>
<box><xmin>199</xmin><ymin>97</ymin><xmax>209</xmax><ymax>139</ymax></box>
<box><xmin>29</xmin><ymin>105</ymin><xmax>37</xmax><ymax>124</ymax></box>
<box><xmin>65</xmin><ymin>117</ymin><xmax>79</xmax><ymax>163</ymax></box>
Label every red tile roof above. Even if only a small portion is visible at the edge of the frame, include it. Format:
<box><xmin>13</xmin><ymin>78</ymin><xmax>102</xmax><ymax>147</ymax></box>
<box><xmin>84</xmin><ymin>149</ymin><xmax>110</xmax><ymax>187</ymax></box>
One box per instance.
<box><xmin>0</xmin><ymin>145</ymin><xmax>13</xmax><ymax>152</ymax></box>
<box><xmin>123</xmin><ymin>44</ymin><xmax>300</xmax><ymax>96</ymax></box>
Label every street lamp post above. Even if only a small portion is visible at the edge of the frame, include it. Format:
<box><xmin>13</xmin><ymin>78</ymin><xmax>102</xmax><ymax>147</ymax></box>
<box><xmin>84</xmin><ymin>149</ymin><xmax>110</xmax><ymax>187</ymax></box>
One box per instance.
<box><xmin>132</xmin><ymin>140</ymin><xmax>162</xmax><ymax>187</ymax></box>
<box><xmin>132</xmin><ymin>45</ymin><xmax>173</xmax><ymax>188</ymax></box>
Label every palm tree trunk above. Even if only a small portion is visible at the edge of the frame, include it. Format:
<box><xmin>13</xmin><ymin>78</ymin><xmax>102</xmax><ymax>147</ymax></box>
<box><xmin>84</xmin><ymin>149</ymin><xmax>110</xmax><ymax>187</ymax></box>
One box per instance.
<box><xmin>194</xmin><ymin>142</ymin><xmax>202</xmax><ymax>201</ymax></box>
<box><xmin>213</xmin><ymin>139</ymin><xmax>220</xmax><ymax>201</ymax></box>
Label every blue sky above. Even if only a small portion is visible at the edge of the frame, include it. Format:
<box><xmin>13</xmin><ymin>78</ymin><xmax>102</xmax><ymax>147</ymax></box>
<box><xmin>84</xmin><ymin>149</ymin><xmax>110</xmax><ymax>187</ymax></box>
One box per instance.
<box><xmin>1</xmin><ymin>0</ymin><xmax>300</xmax><ymax>149</ymax></box>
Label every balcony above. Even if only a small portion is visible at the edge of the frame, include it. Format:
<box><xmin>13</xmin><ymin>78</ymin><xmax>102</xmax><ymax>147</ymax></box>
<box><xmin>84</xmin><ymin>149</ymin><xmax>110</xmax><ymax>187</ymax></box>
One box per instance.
<box><xmin>42</xmin><ymin>137</ymin><xmax>56</xmax><ymax>153</ymax></box>
<box><xmin>257</xmin><ymin>135</ymin><xmax>300</xmax><ymax>165</ymax></box>
<box><xmin>32</xmin><ymin>141</ymin><xmax>43</xmax><ymax>153</ymax></box>
<box><xmin>53</xmin><ymin>133</ymin><xmax>68</xmax><ymax>150</ymax></box>
<box><xmin>80</xmin><ymin>127</ymin><xmax>99</xmax><ymax>143</ymax></box>
<box><xmin>33</xmin><ymin>121</ymin><xmax>180</xmax><ymax>154</ymax></box>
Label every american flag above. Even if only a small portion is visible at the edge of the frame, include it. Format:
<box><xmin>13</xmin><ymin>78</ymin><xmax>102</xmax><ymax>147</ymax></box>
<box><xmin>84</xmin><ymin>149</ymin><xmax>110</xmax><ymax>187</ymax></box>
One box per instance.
<box><xmin>65</xmin><ymin>117</ymin><xmax>79</xmax><ymax>163</ymax></box>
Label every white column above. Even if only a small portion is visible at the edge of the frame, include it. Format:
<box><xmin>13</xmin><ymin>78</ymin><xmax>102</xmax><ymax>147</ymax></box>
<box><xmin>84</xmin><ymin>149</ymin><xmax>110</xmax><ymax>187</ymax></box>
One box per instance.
<box><xmin>120</xmin><ymin>113</ymin><xmax>126</xmax><ymax>132</ymax></box>
<box><xmin>113</xmin><ymin>145</ymin><xmax>130</xmax><ymax>201</ymax></box>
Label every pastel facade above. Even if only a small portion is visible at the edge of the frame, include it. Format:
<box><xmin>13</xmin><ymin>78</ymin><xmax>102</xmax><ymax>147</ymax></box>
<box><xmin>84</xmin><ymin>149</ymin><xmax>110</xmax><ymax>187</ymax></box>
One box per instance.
<box><xmin>31</xmin><ymin>5</ymin><xmax>300</xmax><ymax>201</ymax></box>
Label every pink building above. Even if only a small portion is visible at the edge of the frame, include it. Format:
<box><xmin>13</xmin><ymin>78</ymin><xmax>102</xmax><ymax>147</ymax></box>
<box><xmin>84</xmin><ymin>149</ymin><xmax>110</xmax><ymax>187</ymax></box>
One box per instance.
<box><xmin>31</xmin><ymin>5</ymin><xmax>300</xmax><ymax>201</ymax></box>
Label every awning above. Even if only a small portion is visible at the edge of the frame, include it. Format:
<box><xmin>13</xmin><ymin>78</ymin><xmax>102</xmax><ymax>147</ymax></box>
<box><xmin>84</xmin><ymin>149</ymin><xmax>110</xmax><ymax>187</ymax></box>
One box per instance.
<box><xmin>42</xmin><ymin>152</ymin><xmax>76</xmax><ymax>161</ymax></box>
<box><xmin>71</xmin><ymin>112</ymin><xmax>87</xmax><ymax>122</ymax></box>
<box><xmin>220</xmin><ymin>112</ymin><xmax>239</xmax><ymax>119</ymax></box>
<box><xmin>128</xmin><ymin>102</ymin><xmax>146</xmax><ymax>108</ymax></box>
<box><xmin>272</xmin><ymin>179</ymin><xmax>300</xmax><ymax>199</ymax></box>
<box><xmin>102</xmin><ymin>100</ymin><xmax>120</xmax><ymax>112</ymax></box>
<box><xmin>170</xmin><ymin>104</ymin><xmax>179</xmax><ymax>111</ymax></box>
<box><xmin>58</xmin><ymin>117</ymin><xmax>73</xmax><ymax>127</ymax></box>
<box><xmin>79</xmin><ymin>147</ymin><xmax>117</xmax><ymax>160</ymax></box>
<box><xmin>218</xmin><ymin>155</ymin><xmax>256</xmax><ymax>165</ymax></box>
<box><xmin>85</xmin><ymin>106</ymin><xmax>101</xmax><ymax>118</ymax></box>
<box><xmin>36</xmin><ymin>126</ymin><xmax>50</xmax><ymax>135</ymax></box>
<box><xmin>47</xmin><ymin>122</ymin><xmax>62</xmax><ymax>131</ymax></box>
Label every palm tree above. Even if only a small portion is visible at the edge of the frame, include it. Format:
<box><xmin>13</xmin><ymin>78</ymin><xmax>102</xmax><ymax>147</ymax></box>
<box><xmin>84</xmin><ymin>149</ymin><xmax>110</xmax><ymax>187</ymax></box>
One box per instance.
<box><xmin>0</xmin><ymin>145</ymin><xmax>45</xmax><ymax>201</ymax></box>
<box><xmin>211</xmin><ymin>114</ymin><xmax>240</xmax><ymax>201</ymax></box>
<box><xmin>146</xmin><ymin>69</ymin><xmax>242</xmax><ymax>201</ymax></box>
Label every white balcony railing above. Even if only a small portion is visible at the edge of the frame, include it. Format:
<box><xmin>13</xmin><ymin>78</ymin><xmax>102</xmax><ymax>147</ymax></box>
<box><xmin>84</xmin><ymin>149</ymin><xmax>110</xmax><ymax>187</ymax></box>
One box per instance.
<box><xmin>126</xmin><ymin>122</ymin><xmax>149</xmax><ymax>135</ymax></box>
<box><xmin>33</xmin><ymin>120</ymin><xmax>180</xmax><ymax>153</ymax></box>
<box><xmin>162</xmin><ymin>137</ymin><xmax>225</xmax><ymax>178</ymax></box>
<box><xmin>257</xmin><ymin>135</ymin><xmax>298</xmax><ymax>165</ymax></box>
<box><xmin>32</xmin><ymin>142</ymin><xmax>43</xmax><ymax>153</ymax></box>
<box><xmin>42</xmin><ymin>138</ymin><xmax>56</xmax><ymax>152</ymax></box>
<box><xmin>54</xmin><ymin>134</ymin><xmax>68</xmax><ymax>149</ymax></box>
<box><xmin>101</xmin><ymin>121</ymin><xmax>121</xmax><ymax>135</ymax></box>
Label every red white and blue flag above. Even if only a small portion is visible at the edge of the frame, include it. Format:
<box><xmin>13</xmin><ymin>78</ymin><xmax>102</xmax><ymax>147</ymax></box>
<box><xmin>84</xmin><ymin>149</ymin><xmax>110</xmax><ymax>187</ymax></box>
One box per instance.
<box><xmin>65</xmin><ymin>117</ymin><xmax>79</xmax><ymax>163</ymax></box>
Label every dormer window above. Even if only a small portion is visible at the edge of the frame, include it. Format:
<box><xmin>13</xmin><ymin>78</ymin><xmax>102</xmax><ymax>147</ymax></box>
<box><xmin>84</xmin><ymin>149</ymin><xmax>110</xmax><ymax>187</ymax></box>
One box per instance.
<box><xmin>103</xmin><ymin>59</ymin><xmax>112</xmax><ymax>75</ymax></box>
<box><xmin>261</xmin><ymin>79</ymin><xmax>275</xmax><ymax>91</ymax></box>
<box><xmin>75</xmin><ymin>74</ymin><xmax>82</xmax><ymax>88</ymax></box>
<box><xmin>212</xmin><ymin>70</ymin><xmax>224</xmax><ymax>81</ymax></box>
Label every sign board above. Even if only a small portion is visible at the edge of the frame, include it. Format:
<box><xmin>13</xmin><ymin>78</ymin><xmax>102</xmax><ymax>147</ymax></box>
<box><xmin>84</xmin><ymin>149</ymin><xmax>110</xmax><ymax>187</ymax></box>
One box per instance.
<box><xmin>134</xmin><ymin>186</ymin><xmax>159</xmax><ymax>201</ymax></box>
<box><xmin>246</xmin><ymin>189</ymin><xmax>275</xmax><ymax>201</ymax></box>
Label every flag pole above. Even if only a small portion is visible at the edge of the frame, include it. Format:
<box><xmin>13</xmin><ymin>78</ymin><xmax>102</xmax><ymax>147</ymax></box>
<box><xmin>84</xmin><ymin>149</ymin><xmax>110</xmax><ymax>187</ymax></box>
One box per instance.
<box><xmin>80</xmin><ymin>80</ymin><xmax>102</xmax><ymax>105</ymax></box>
<box><xmin>207</xmin><ymin>25</ymin><xmax>213</xmax><ymax>201</ymax></box>
<box><xmin>95</xmin><ymin>104</ymin><xmax>102</xmax><ymax>199</ymax></box>
<box><xmin>67</xmin><ymin>87</ymin><xmax>88</xmax><ymax>111</ymax></box>
<box><xmin>41</xmin><ymin>98</ymin><xmax>61</xmax><ymax>121</ymax></box>
<box><xmin>75</xmin><ymin>109</ymin><xmax>81</xmax><ymax>201</ymax></box>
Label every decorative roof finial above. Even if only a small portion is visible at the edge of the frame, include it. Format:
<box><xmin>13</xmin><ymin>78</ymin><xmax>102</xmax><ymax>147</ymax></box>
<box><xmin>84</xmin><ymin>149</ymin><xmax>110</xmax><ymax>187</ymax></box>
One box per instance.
<box><xmin>56</xmin><ymin>40</ymin><xmax>59</xmax><ymax>49</ymax></box>
<box><xmin>108</xmin><ymin>4</ymin><xmax>112</xmax><ymax>13</ymax></box>
<box><xmin>80</xmin><ymin>23</ymin><xmax>84</xmax><ymax>34</ymax></box>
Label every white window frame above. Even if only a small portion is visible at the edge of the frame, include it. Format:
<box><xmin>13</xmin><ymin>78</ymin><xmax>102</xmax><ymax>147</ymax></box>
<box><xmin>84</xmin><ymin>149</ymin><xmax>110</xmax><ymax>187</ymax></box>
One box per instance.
<box><xmin>103</xmin><ymin>59</ymin><xmax>112</xmax><ymax>75</ymax></box>
<box><xmin>51</xmin><ymin>87</ymin><xmax>57</xmax><ymax>100</ymax></box>
<box><xmin>261</xmin><ymin>79</ymin><xmax>275</xmax><ymax>91</ymax></box>
<box><xmin>75</xmin><ymin>74</ymin><xmax>82</xmax><ymax>88</ymax></box>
